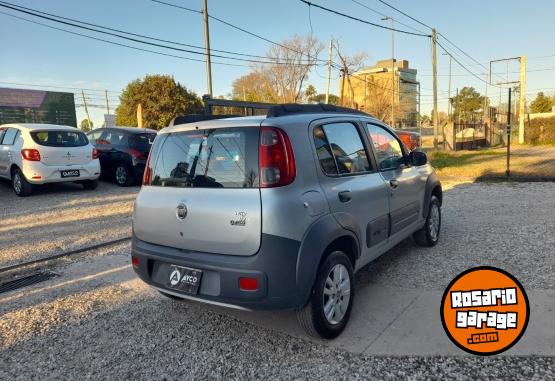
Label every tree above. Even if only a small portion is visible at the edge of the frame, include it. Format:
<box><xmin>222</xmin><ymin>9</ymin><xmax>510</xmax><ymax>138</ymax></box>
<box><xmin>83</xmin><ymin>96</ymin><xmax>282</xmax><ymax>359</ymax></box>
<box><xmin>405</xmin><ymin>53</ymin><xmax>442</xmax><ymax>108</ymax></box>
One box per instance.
<box><xmin>308</xmin><ymin>93</ymin><xmax>340</xmax><ymax>105</ymax></box>
<box><xmin>232</xmin><ymin>71</ymin><xmax>277</xmax><ymax>103</ymax></box>
<box><xmin>265</xmin><ymin>35</ymin><xmax>324</xmax><ymax>102</ymax></box>
<box><xmin>115</xmin><ymin>75</ymin><xmax>203</xmax><ymax>129</ymax></box>
<box><xmin>80</xmin><ymin>119</ymin><xmax>93</xmax><ymax>132</ymax></box>
<box><xmin>304</xmin><ymin>84</ymin><xmax>317</xmax><ymax>101</ymax></box>
<box><xmin>334</xmin><ymin>40</ymin><xmax>368</xmax><ymax>108</ymax></box>
<box><xmin>419</xmin><ymin>114</ymin><xmax>431</xmax><ymax>126</ymax></box>
<box><xmin>530</xmin><ymin>92</ymin><xmax>552</xmax><ymax>113</ymax></box>
<box><xmin>451</xmin><ymin>87</ymin><xmax>485</xmax><ymax>122</ymax></box>
<box><xmin>231</xmin><ymin>35</ymin><xmax>323</xmax><ymax>104</ymax></box>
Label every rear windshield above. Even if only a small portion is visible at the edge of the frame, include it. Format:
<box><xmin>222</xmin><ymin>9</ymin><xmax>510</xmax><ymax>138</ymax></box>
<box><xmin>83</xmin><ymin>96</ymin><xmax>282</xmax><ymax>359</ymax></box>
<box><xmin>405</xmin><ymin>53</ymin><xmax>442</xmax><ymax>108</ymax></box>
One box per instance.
<box><xmin>31</xmin><ymin>130</ymin><xmax>88</xmax><ymax>147</ymax></box>
<box><xmin>151</xmin><ymin>128</ymin><xmax>259</xmax><ymax>188</ymax></box>
<box><xmin>129</xmin><ymin>133</ymin><xmax>156</xmax><ymax>149</ymax></box>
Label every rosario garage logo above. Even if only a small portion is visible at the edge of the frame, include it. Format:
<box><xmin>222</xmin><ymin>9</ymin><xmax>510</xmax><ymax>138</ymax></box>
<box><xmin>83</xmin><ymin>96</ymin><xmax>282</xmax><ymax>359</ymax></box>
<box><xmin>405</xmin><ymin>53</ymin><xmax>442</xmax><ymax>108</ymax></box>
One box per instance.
<box><xmin>440</xmin><ymin>266</ymin><xmax>529</xmax><ymax>355</ymax></box>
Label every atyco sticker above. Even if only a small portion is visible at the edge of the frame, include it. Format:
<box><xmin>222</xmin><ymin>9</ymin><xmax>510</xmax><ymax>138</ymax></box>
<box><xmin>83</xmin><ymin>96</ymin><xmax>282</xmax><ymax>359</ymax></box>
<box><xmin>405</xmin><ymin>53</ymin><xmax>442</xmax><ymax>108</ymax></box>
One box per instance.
<box><xmin>440</xmin><ymin>266</ymin><xmax>529</xmax><ymax>355</ymax></box>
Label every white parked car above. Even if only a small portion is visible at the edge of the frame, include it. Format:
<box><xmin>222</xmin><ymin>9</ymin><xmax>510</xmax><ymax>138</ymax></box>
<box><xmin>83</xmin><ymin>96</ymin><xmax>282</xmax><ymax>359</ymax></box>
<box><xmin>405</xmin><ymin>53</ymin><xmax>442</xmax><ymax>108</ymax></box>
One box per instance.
<box><xmin>0</xmin><ymin>123</ymin><xmax>101</xmax><ymax>196</ymax></box>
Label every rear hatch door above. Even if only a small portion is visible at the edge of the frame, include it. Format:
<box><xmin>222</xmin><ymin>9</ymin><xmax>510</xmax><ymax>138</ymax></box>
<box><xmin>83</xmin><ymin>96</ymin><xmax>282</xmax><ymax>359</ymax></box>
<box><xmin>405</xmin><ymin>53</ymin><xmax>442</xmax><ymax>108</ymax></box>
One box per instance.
<box><xmin>30</xmin><ymin>130</ymin><xmax>92</xmax><ymax>165</ymax></box>
<box><xmin>133</xmin><ymin>127</ymin><xmax>261</xmax><ymax>256</ymax></box>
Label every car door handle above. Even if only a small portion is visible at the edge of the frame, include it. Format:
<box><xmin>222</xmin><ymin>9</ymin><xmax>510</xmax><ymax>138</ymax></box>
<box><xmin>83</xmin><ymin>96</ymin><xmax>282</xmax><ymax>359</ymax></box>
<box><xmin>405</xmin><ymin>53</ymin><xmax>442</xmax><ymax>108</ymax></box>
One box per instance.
<box><xmin>338</xmin><ymin>190</ymin><xmax>352</xmax><ymax>203</ymax></box>
<box><xmin>389</xmin><ymin>179</ymin><xmax>399</xmax><ymax>189</ymax></box>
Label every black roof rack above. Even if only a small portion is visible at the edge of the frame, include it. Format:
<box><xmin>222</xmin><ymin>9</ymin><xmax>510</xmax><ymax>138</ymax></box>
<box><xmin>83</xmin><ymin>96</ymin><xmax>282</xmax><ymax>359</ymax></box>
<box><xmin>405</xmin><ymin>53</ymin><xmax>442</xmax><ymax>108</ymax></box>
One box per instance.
<box><xmin>266</xmin><ymin>103</ymin><xmax>369</xmax><ymax>118</ymax></box>
<box><xmin>170</xmin><ymin>114</ymin><xmax>242</xmax><ymax>126</ymax></box>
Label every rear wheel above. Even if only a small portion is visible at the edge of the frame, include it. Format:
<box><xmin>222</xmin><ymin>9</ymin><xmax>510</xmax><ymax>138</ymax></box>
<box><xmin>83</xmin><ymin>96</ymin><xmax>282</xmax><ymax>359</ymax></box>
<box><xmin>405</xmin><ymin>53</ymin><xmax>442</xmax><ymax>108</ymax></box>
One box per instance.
<box><xmin>115</xmin><ymin>164</ymin><xmax>133</xmax><ymax>186</ymax></box>
<box><xmin>296</xmin><ymin>251</ymin><xmax>354</xmax><ymax>339</ymax></box>
<box><xmin>12</xmin><ymin>169</ymin><xmax>33</xmax><ymax>197</ymax></box>
<box><xmin>82</xmin><ymin>179</ymin><xmax>99</xmax><ymax>190</ymax></box>
<box><xmin>413</xmin><ymin>195</ymin><xmax>441</xmax><ymax>247</ymax></box>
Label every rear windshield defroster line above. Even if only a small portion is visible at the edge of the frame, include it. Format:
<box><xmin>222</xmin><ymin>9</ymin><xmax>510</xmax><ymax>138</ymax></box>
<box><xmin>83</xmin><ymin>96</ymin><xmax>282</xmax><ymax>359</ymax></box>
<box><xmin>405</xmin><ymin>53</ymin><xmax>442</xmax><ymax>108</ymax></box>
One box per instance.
<box><xmin>150</xmin><ymin>128</ymin><xmax>259</xmax><ymax>189</ymax></box>
<box><xmin>31</xmin><ymin>130</ymin><xmax>88</xmax><ymax>147</ymax></box>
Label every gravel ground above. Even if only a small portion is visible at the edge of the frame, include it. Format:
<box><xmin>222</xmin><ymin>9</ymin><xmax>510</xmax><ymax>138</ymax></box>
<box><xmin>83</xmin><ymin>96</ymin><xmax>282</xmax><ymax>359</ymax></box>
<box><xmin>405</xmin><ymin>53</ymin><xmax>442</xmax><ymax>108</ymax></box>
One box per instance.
<box><xmin>357</xmin><ymin>181</ymin><xmax>555</xmax><ymax>290</ymax></box>
<box><xmin>0</xmin><ymin>180</ymin><xmax>138</xmax><ymax>268</ymax></box>
<box><xmin>1</xmin><ymin>181</ymin><xmax>554</xmax><ymax>380</ymax></box>
<box><xmin>0</xmin><ymin>246</ymin><xmax>552</xmax><ymax>380</ymax></box>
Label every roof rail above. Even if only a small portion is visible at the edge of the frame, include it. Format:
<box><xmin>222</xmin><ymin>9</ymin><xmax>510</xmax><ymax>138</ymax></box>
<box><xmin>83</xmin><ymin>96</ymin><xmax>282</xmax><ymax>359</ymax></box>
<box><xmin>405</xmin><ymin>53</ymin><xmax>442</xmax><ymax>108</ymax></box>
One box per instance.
<box><xmin>267</xmin><ymin>103</ymin><xmax>370</xmax><ymax>118</ymax></box>
<box><xmin>169</xmin><ymin>114</ymin><xmax>241</xmax><ymax>126</ymax></box>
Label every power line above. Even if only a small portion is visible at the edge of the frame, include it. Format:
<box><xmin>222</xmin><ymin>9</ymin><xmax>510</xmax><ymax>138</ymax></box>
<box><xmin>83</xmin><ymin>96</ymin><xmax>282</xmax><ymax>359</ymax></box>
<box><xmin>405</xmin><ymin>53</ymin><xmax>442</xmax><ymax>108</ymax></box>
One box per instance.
<box><xmin>0</xmin><ymin>81</ymin><xmax>122</xmax><ymax>94</ymax></box>
<box><xmin>0</xmin><ymin>0</ymin><xmax>293</xmax><ymax>62</ymax></box>
<box><xmin>0</xmin><ymin>1</ymin><xmax>314</xmax><ymax>67</ymax></box>
<box><xmin>436</xmin><ymin>40</ymin><xmax>502</xmax><ymax>88</ymax></box>
<box><xmin>0</xmin><ymin>10</ymin><xmax>246</xmax><ymax>67</ymax></box>
<box><xmin>298</xmin><ymin>0</ymin><xmax>431</xmax><ymax>37</ymax></box>
<box><xmin>150</xmin><ymin>0</ymin><xmax>329</xmax><ymax>65</ymax></box>
<box><xmin>374</xmin><ymin>0</ymin><xmax>432</xmax><ymax>30</ymax></box>
<box><xmin>349</xmin><ymin>0</ymin><xmax>427</xmax><ymax>34</ymax></box>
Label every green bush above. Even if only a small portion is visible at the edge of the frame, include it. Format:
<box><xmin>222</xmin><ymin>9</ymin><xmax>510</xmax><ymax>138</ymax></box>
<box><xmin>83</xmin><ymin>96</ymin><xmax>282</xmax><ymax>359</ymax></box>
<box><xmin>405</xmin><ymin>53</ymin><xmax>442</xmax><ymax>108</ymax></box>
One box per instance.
<box><xmin>525</xmin><ymin>116</ymin><xmax>555</xmax><ymax>144</ymax></box>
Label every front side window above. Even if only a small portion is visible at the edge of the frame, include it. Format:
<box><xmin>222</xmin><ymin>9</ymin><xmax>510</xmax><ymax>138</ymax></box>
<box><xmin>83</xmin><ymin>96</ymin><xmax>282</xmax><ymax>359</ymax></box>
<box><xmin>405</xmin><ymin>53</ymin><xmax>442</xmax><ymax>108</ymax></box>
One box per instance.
<box><xmin>150</xmin><ymin>128</ymin><xmax>259</xmax><ymax>188</ymax></box>
<box><xmin>31</xmin><ymin>130</ymin><xmax>88</xmax><ymax>147</ymax></box>
<box><xmin>1</xmin><ymin>128</ymin><xmax>18</xmax><ymax>145</ymax></box>
<box><xmin>366</xmin><ymin>124</ymin><xmax>405</xmax><ymax>170</ymax></box>
<box><xmin>314</xmin><ymin>122</ymin><xmax>371</xmax><ymax>175</ymax></box>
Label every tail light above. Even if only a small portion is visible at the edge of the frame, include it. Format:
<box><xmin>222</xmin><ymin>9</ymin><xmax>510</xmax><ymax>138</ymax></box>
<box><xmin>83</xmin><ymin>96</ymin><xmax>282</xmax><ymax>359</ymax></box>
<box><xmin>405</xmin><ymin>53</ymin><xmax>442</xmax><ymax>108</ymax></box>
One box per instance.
<box><xmin>92</xmin><ymin>148</ymin><xmax>100</xmax><ymax>159</ymax></box>
<box><xmin>142</xmin><ymin>151</ymin><xmax>152</xmax><ymax>185</ymax></box>
<box><xmin>239</xmin><ymin>277</ymin><xmax>259</xmax><ymax>291</ymax></box>
<box><xmin>127</xmin><ymin>148</ymin><xmax>146</xmax><ymax>160</ymax></box>
<box><xmin>259</xmin><ymin>127</ymin><xmax>295</xmax><ymax>188</ymax></box>
<box><xmin>21</xmin><ymin>149</ymin><xmax>41</xmax><ymax>161</ymax></box>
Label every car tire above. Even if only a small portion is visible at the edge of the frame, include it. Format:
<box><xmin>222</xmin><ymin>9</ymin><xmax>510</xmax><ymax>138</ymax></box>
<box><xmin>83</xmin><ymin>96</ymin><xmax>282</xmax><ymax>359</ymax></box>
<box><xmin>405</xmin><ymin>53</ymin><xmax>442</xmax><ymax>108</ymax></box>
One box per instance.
<box><xmin>296</xmin><ymin>250</ymin><xmax>354</xmax><ymax>339</ymax></box>
<box><xmin>413</xmin><ymin>195</ymin><xmax>441</xmax><ymax>247</ymax></box>
<box><xmin>12</xmin><ymin>168</ymin><xmax>33</xmax><ymax>197</ymax></box>
<box><xmin>82</xmin><ymin>179</ymin><xmax>99</xmax><ymax>190</ymax></box>
<box><xmin>115</xmin><ymin>164</ymin><xmax>133</xmax><ymax>186</ymax></box>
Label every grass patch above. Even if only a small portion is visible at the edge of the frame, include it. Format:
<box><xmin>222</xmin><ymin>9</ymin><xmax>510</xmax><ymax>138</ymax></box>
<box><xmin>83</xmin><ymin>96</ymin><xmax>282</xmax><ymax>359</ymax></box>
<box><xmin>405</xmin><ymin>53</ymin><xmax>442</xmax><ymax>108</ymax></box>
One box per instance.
<box><xmin>429</xmin><ymin>150</ymin><xmax>503</xmax><ymax>169</ymax></box>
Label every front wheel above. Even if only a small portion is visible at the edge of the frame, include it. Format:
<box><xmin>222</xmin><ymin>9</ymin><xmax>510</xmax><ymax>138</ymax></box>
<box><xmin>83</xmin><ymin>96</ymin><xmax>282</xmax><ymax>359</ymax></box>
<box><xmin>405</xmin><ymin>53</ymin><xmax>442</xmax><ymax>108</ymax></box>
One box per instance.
<box><xmin>12</xmin><ymin>169</ymin><xmax>33</xmax><ymax>197</ymax></box>
<box><xmin>413</xmin><ymin>195</ymin><xmax>441</xmax><ymax>247</ymax></box>
<box><xmin>296</xmin><ymin>251</ymin><xmax>354</xmax><ymax>339</ymax></box>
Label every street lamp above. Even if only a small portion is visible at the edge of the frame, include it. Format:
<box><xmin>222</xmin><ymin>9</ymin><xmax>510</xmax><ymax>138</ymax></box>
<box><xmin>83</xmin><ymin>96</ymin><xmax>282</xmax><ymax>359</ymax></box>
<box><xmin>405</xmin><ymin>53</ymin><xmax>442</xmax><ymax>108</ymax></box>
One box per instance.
<box><xmin>382</xmin><ymin>16</ymin><xmax>395</xmax><ymax>127</ymax></box>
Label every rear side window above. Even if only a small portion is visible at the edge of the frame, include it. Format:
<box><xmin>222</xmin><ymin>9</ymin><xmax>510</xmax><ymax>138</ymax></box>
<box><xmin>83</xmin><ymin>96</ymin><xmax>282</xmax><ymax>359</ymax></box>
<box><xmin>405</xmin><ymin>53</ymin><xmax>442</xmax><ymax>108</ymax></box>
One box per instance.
<box><xmin>129</xmin><ymin>133</ymin><xmax>156</xmax><ymax>149</ymax></box>
<box><xmin>31</xmin><ymin>130</ymin><xmax>88</xmax><ymax>147</ymax></box>
<box><xmin>150</xmin><ymin>128</ymin><xmax>259</xmax><ymax>188</ymax></box>
<box><xmin>314</xmin><ymin>123</ymin><xmax>372</xmax><ymax>175</ymax></box>
<box><xmin>1</xmin><ymin>128</ymin><xmax>18</xmax><ymax>145</ymax></box>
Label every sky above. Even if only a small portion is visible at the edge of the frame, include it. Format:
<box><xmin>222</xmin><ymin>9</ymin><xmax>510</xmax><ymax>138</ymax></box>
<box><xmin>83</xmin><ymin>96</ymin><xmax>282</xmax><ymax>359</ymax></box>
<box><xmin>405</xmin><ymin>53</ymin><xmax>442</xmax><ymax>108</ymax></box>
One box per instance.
<box><xmin>1</xmin><ymin>0</ymin><xmax>555</xmax><ymax>127</ymax></box>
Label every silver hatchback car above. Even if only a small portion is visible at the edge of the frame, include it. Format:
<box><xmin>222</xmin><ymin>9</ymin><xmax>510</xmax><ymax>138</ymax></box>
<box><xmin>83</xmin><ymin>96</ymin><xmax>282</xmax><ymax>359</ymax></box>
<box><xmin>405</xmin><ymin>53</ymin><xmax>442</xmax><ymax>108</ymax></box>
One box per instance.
<box><xmin>131</xmin><ymin>104</ymin><xmax>442</xmax><ymax>339</ymax></box>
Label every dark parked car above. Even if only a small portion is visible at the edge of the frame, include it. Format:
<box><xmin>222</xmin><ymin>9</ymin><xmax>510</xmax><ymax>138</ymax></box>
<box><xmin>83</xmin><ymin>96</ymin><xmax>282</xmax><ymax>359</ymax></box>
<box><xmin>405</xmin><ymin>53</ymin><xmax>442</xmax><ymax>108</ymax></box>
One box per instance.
<box><xmin>86</xmin><ymin>127</ymin><xmax>157</xmax><ymax>186</ymax></box>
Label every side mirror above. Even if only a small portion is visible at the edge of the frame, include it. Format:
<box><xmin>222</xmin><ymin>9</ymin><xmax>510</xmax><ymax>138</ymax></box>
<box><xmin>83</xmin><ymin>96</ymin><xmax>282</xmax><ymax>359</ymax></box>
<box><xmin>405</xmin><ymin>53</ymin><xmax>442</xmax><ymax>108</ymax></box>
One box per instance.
<box><xmin>410</xmin><ymin>150</ymin><xmax>427</xmax><ymax>166</ymax></box>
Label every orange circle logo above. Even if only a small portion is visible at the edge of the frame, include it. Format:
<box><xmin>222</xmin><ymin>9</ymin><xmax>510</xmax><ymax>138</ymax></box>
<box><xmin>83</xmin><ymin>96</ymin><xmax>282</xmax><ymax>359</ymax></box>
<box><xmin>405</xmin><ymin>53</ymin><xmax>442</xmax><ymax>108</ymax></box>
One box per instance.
<box><xmin>441</xmin><ymin>266</ymin><xmax>529</xmax><ymax>355</ymax></box>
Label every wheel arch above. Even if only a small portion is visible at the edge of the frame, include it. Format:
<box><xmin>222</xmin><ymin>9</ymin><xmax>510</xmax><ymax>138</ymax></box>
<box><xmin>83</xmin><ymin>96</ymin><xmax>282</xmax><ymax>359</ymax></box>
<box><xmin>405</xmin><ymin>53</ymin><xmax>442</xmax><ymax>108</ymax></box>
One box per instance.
<box><xmin>423</xmin><ymin>172</ymin><xmax>442</xmax><ymax>218</ymax></box>
<box><xmin>296</xmin><ymin>214</ymin><xmax>360</xmax><ymax>307</ymax></box>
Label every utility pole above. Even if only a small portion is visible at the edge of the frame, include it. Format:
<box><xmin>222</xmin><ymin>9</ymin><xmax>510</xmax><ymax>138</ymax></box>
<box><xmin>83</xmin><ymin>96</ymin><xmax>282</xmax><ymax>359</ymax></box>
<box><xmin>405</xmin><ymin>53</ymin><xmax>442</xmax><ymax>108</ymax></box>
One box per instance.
<box><xmin>202</xmin><ymin>0</ymin><xmax>213</xmax><ymax>97</ymax></box>
<box><xmin>431</xmin><ymin>28</ymin><xmax>439</xmax><ymax>149</ymax></box>
<box><xmin>382</xmin><ymin>16</ymin><xmax>395</xmax><ymax>127</ymax></box>
<box><xmin>81</xmin><ymin>90</ymin><xmax>91</xmax><ymax>128</ymax></box>
<box><xmin>325</xmin><ymin>39</ymin><xmax>333</xmax><ymax>104</ymax></box>
<box><xmin>506</xmin><ymin>88</ymin><xmax>512</xmax><ymax>177</ymax></box>
<box><xmin>104</xmin><ymin>90</ymin><xmax>110</xmax><ymax>115</ymax></box>
<box><xmin>519</xmin><ymin>55</ymin><xmax>526</xmax><ymax>144</ymax></box>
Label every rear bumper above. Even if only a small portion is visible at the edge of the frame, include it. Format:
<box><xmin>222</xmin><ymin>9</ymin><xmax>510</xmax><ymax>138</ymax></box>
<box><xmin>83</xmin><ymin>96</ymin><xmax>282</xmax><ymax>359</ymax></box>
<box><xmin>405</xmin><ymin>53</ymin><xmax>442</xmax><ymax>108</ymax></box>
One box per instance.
<box><xmin>22</xmin><ymin>160</ymin><xmax>100</xmax><ymax>184</ymax></box>
<box><xmin>131</xmin><ymin>234</ymin><xmax>306</xmax><ymax>310</ymax></box>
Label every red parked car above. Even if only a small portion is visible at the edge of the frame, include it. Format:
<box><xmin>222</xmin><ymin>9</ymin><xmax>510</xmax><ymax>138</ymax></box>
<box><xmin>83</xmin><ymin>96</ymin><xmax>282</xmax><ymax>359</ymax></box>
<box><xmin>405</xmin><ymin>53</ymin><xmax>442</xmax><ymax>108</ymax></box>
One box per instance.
<box><xmin>395</xmin><ymin>130</ymin><xmax>421</xmax><ymax>151</ymax></box>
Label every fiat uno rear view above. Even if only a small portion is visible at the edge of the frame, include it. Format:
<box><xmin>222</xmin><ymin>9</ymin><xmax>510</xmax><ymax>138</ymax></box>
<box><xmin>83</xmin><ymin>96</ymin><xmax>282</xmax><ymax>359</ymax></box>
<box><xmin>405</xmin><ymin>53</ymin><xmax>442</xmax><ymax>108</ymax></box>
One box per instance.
<box><xmin>131</xmin><ymin>104</ymin><xmax>442</xmax><ymax>339</ymax></box>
